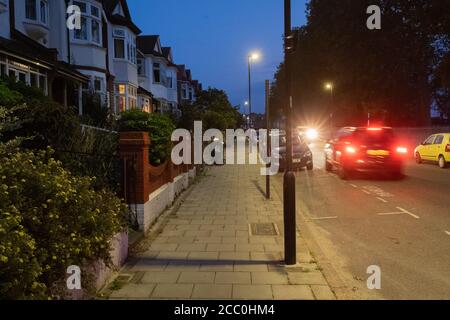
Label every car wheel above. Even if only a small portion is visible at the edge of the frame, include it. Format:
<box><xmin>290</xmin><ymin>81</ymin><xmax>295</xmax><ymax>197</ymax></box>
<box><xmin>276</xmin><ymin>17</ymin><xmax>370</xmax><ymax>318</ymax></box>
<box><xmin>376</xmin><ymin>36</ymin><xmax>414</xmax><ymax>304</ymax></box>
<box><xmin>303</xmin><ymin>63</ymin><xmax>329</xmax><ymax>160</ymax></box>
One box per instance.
<box><xmin>415</xmin><ymin>152</ymin><xmax>422</xmax><ymax>164</ymax></box>
<box><xmin>307</xmin><ymin>162</ymin><xmax>314</xmax><ymax>171</ymax></box>
<box><xmin>438</xmin><ymin>155</ymin><xmax>447</xmax><ymax>169</ymax></box>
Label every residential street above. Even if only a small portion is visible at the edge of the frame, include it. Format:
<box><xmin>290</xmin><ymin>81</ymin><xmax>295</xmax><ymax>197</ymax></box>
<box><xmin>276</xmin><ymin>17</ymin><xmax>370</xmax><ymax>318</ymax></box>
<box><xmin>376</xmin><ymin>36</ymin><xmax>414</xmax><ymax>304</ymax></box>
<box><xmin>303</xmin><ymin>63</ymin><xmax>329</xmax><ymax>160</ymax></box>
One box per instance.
<box><xmin>273</xmin><ymin>142</ymin><xmax>450</xmax><ymax>300</ymax></box>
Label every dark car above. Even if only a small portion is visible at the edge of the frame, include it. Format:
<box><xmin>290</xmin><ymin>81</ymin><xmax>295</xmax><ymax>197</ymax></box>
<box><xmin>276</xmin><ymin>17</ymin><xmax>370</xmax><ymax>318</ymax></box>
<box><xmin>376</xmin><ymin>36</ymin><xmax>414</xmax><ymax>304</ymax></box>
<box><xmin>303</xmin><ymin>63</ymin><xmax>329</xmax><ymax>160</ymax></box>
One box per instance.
<box><xmin>324</xmin><ymin>127</ymin><xmax>408</xmax><ymax>179</ymax></box>
<box><xmin>274</xmin><ymin>134</ymin><xmax>313</xmax><ymax>172</ymax></box>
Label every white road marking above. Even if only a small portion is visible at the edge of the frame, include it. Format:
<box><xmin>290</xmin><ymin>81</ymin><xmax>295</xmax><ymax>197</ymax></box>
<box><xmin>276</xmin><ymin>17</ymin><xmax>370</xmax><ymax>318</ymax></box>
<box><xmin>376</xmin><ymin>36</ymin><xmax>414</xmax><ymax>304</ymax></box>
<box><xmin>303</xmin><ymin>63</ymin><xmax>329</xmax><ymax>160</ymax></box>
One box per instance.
<box><xmin>397</xmin><ymin>207</ymin><xmax>420</xmax><ymax>220</ymax></box>
<box><xmin>309</xmin><ymin>216</ymin><xmax>339</xmax><ymax>221</ymax></box>
<box><xmin>445</xmin><ymin>231</ymin><xmax>450</xmax><ymax>236</ymax></box>
<box><xmin>350</xmin><ymin>184</ymin><xmax>358</xmax><ymax>188</ymax></box>
<box><xmin>377</xmin><ymin>212</ymin><xmax>404</xmax><ymax>216</ymax></box>
<box><xmin>362</xmin><ymin>190</ymin><xmax>371</xmax><ymax>195</ymax></box>
<box><xmin>376</xmin><ymin>197</ymin><xmax>388</xmax><ymax>203</ymax></box>
<box><xmin>362</xmin><ymin>186</ymin><xmax>394</xmax><ymax>198</ymax></box>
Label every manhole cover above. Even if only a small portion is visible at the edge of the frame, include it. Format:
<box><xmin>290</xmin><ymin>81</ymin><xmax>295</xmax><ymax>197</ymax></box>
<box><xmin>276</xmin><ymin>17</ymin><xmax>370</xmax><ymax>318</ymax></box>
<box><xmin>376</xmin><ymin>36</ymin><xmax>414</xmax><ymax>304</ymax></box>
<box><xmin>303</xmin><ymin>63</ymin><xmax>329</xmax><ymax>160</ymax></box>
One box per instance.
<box><xmin>250</xmin><ymin>223</ymin><xmax>279</xmax><ymax>236</ymax></box>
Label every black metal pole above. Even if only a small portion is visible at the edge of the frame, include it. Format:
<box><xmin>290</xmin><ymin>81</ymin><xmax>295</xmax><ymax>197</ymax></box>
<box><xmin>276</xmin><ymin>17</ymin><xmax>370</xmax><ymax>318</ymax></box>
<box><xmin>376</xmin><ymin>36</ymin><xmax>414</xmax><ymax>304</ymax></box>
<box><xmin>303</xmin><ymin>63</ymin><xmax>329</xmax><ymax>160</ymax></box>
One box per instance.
<box><xmin>265</xmin><ymin>80</ymin><xmax>271</xmax><ymax>200</ymax></box>
<box><xmin>248</xmin><ymin>56</ymin><xmax>252</xmax><ymax>128</ymax></box>
<box><xmin>283</xmin><ymin>0</ymin><xmax>297</xmax><ymax>266</ymax></box>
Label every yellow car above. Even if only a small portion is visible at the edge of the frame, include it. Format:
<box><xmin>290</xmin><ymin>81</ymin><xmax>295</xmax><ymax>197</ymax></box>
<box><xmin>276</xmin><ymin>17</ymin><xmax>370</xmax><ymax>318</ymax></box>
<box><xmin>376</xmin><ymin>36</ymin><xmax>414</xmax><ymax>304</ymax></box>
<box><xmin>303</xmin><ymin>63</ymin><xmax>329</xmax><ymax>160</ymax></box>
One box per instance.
<box><xmin>414</xmin><ymin>133</ymin><xmax>450</xmax><ymax>168</ymax></box>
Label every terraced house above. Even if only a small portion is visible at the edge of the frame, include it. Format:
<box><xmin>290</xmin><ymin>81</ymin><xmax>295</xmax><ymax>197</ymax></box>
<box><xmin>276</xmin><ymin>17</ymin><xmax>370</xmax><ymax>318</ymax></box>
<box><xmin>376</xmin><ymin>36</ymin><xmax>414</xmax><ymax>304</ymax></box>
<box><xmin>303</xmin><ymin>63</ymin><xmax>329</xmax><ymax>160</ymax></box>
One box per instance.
<box><xmin>0</xmin><ymin>0</ymin><xmax>202</xmax><ymax>115</ymax></box>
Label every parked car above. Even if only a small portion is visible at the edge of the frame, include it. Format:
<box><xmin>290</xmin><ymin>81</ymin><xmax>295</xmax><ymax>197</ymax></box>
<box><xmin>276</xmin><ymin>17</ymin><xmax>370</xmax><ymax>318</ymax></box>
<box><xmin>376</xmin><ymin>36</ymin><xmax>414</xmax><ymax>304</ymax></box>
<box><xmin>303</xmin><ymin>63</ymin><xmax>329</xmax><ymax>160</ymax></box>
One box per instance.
<box><xmin>274</xmin><ymin>134</ymin><xmax>313</xmax><ymax>172</ymax></box>
<box><xmin>414</xmin><ymin>133</ymin><xmax>450</xmax><ymax>169</ymax></box>
<box><xmin>324</xmin><ymin>127</ymin><xmax>408</xmax><ymax>179</ymax></box>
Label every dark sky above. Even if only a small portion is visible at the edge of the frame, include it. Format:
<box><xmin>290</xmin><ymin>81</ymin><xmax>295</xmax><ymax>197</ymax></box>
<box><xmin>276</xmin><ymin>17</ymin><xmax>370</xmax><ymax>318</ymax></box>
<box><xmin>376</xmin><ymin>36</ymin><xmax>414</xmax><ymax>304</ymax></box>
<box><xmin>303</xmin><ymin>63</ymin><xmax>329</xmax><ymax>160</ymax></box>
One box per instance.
<box><xmin>128</xmin><ymin>0</ymin><xmax>308</xmax><ymax>114</ymax></box>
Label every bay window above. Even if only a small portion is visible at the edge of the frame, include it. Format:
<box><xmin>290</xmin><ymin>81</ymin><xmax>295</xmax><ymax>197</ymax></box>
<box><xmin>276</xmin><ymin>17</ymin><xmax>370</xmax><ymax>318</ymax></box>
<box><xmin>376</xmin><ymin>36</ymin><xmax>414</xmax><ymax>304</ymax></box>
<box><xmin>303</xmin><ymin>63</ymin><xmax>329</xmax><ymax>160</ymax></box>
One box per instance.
<box><xmin>113</xmin><ymin>29</ymin><xmax>136</xmax><ymax>64</ymax></box>
<box><xmin>72</xmin><ymin>1</ymin><xmax>102</xmax><ymax>45</ymax></box>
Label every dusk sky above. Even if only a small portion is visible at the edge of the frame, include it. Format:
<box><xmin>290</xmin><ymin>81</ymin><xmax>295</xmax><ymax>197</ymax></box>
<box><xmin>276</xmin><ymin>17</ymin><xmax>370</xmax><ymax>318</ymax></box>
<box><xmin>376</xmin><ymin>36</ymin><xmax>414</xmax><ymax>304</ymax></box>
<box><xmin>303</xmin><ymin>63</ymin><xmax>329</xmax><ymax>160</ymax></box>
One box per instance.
<box><xmin>128</xmin><ymin>0</ymin><xmax>308</xmax><ymax>114</ymax></box>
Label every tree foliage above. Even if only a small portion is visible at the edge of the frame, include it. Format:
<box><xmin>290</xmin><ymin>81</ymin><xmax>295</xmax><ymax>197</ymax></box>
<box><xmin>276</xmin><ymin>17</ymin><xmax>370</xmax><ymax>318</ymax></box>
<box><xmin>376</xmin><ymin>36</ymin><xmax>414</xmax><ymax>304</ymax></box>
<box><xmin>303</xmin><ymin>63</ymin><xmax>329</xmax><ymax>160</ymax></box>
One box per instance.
<box><xmin>271</xmin><ymin>0</ymin><xmax>450</xmax><ymax>126</ymax></box>
<box><xmin>118</xmin><ymin>109</ymin><xmax>175</xmax><ymax>166</ymax></box>
<box><xmin>178</xmin><ymin>88</ymin><xmax>242</xmax><ymax>131</ymax></box>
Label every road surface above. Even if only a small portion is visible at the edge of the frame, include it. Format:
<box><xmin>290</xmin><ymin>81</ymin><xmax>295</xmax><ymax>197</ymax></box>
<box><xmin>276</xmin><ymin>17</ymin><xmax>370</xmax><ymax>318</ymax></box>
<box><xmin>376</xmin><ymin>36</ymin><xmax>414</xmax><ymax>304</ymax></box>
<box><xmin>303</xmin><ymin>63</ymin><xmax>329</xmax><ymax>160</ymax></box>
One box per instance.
<box><xmin>274</xmin><ymin>141</ymin><xmax>450</xmax><ymax>300</ymax></box>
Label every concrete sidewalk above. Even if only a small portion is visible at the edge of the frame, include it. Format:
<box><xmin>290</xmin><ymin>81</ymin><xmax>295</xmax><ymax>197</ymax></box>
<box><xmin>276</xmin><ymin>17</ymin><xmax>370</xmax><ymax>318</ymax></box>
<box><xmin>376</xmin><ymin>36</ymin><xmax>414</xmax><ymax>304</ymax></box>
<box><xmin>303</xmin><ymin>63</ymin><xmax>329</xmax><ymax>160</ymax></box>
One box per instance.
<box><xmin>105</xmin><ymin>164</ymin><xmax>336</xmax><ymax>300</ymax></box>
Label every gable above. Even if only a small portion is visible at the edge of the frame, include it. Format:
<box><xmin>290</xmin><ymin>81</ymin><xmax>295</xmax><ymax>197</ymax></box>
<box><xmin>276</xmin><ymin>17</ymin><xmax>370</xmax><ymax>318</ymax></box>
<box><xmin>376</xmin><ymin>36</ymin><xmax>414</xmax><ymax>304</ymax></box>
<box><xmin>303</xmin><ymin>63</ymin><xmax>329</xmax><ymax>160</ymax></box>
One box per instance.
<box><xmin>113</xmin><ymin>2</ymin><xmax>125</xmax><ymax>16</ymax></box>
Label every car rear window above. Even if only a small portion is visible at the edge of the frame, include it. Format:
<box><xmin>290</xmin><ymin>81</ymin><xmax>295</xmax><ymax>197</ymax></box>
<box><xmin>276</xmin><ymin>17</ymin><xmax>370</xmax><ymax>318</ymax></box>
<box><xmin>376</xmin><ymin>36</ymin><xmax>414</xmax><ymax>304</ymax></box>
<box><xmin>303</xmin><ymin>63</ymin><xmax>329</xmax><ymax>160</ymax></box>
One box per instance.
<box><xmin>353</xmin><ymin>129</ymin><xmax>395</xmax><ymax>144</ymax></box>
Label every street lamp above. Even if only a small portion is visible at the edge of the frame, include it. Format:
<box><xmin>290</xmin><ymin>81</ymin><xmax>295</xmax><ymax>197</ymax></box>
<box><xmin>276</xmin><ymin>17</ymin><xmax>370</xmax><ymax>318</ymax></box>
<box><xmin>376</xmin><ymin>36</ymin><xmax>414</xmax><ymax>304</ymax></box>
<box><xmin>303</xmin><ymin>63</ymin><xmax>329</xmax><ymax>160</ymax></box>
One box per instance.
<box><xmin>248</xmin><ymin>52</ymin><xmax>260</xmax><ymax>128</ymax></box>
<box><xmin>324</xmin><ymin>82</ymin><xmax>334</xmax><ymax>127</ymax></box>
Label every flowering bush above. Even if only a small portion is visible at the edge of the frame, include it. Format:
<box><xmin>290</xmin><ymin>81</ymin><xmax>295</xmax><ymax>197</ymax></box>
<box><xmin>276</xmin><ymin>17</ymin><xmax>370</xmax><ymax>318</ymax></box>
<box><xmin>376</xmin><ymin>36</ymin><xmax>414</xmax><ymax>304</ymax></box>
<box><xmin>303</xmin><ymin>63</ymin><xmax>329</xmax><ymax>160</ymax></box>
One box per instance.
<box><xmin>0</xmin><ymin>147</ymin><xmax>128</xmax><ymax>299</ymax></box>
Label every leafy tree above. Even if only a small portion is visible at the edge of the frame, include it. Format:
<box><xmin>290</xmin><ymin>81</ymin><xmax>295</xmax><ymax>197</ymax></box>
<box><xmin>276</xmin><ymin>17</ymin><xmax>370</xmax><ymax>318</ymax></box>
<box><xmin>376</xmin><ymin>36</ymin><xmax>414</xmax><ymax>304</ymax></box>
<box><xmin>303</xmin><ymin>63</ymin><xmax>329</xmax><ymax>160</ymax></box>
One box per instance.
<box><xmin>118</xmin><ymin>109</ymin><xmax>175</xmax><ymax>166</ymax></box>
<box><xmin>178</xmin><ymin>88</ymin><xmax>242</xmax><ymax>131</ymax></box>
<box><xmin>271</xmin><ymin>0</ymin><xmax>448</xmax><ymax>127</ymax></box>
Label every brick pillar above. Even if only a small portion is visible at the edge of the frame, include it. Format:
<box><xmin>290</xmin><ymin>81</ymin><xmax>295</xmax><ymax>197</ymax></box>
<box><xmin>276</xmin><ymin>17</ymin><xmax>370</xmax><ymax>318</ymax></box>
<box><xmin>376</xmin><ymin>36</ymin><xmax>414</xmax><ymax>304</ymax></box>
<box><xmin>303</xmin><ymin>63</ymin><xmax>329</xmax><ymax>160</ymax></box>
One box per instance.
<box><xmin>119</xmin><ymin>132</ymin><xmax>151</xmax><ymax>204</ymax></box>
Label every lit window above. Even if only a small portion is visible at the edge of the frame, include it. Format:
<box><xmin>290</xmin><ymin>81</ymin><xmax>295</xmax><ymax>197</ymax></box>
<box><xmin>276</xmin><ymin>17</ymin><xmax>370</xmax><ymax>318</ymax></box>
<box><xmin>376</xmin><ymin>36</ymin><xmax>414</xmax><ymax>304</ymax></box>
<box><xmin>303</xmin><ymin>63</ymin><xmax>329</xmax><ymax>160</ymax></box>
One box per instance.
<box><xmin>118</xmin><ymin>84</ymin><xmax>126</xmax><ymax>95</ymax></box>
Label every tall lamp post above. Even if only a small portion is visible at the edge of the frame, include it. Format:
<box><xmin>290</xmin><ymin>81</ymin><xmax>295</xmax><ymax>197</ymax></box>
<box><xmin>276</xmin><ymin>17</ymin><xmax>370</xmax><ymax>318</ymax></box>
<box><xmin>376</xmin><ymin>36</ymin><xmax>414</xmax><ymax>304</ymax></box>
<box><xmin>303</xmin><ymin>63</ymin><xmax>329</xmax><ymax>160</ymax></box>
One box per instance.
<box><xmin>283</xmin><ymin>0</ymin><xmax>297</xmax><ymax>266</ymax></box>
<box><xmin>248</xmin><ymin>53</ymin><xmax>260</xmax><ymax>128</ymax></box>
<box><xmin>324</xmin><ymin>82</ymin><xmax>334</xmax><ymax>127</ymax></box>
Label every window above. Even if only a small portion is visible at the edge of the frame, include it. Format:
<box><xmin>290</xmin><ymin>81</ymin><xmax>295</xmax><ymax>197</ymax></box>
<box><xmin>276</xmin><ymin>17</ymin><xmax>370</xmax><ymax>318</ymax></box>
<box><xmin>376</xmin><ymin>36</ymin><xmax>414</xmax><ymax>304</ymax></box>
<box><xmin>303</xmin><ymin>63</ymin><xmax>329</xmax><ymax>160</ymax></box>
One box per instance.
<box><xmin>73</xmin><ymin>1</ymin><xmax>86</xmax><ymax>13</ymax></box>
<box><xmin>94</xmin><ymin>78</ymin><xmax>102</xmax><ymax>92</ymax></box>
<box><xmin>114</xmin><ymin>39</ymin><xmax>125</xmax><ymax>59</ymax></box>
<box><xmin>91</xmin><ymin>5</ymin><xmax>99</xmax><ymax>17</ymax></box>
<box><xmin>434</xmin><ymin>135</ymin><xmax>444</xmax><ymax>145</ymax></box>
<box><xmin>0</xmin><ymin>64</ymin><xmax>5</xmax><ymax>78</ymax></box>
<box><xmin>137</xmin><ymin>58</ymin><xmax>145</xmax><ymax>76</ymax></box>
<box><xmin>153</xmin><ymin>63</ymin><xmax>161</xmax><ymax>83</ymax></box>
<box><xmin>118</xmin><ymin>84</ymin><xmax>126</xmax><ymax>94</ymax></box>
<box><xmin>74</xmin><ymin>17</ymin><xmax>88</xmax><ymax>40</ymax></box>
<box><xmin>91</xmin><ymin>20</ymin><xmax>100</xmax><ymax>44</ymax></box>
<box><xmin>26</xmin><ymin>0</ymin><xmax>37</xmax><ymax>20</ymax></box>
<box><xmin>72</xmin><ymin>2</ymin><xmax>101</xmax><ymax>44</ymax></box>
<box><xmin>424</xmin><ymin>136</ymin><xmax>436</xmax><ymax>145</ymax></box>
<box><xmin>30</xmin><ymin>73</ymin><xmax>38</xmax><ymax>87</ymax></box>
<box><xmin>40</xmin><ymin>0</ymin><xmax>47</xmax><ymax>24</ymax></box>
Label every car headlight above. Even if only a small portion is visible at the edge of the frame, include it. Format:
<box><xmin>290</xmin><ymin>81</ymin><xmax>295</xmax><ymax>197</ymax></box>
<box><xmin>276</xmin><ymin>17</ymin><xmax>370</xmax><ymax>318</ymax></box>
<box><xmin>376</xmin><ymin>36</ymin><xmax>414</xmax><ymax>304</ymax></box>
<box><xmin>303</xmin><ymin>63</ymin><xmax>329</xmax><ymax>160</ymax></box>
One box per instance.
<box><xmin>306</xmin><ymin>128</ymin><xmax>319</xmax><ymax>140</ymax></box>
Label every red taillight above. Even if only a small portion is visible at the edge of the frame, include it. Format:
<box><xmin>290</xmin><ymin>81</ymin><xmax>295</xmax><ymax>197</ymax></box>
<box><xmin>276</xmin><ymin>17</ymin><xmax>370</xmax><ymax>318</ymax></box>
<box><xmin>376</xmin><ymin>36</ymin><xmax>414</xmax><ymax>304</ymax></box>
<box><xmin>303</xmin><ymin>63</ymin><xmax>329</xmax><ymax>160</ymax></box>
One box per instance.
<box><xmin>346</xmin><ymin>146</ymin><xmax>357</xmax><ymax>154</ymax></box>
<box><xmin>396</xmin><ymin>147</ymin><xmax>408</xmax><ymax>154</ymax></box>
<box><xmin>446</xmin><ymin>144</ymin><xmax>450</xmax><ymax>153</ymax></box>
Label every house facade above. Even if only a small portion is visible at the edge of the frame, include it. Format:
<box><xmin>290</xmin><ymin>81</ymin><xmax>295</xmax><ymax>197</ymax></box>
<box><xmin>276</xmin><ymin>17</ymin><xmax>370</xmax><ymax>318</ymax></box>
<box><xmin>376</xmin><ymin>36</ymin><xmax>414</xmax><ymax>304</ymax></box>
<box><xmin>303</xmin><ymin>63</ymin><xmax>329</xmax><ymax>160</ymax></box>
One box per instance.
<box><xmin>0</xmin><ymin>0</ymin><xmax>202</xmax><ymax>117</ymax></box>
<box><xmin>137</xmin><ymin>35</ymin><xmax>180</xmax><ymax>115</ymax></box>
<box><xmin>1</xmin><ymin>0</ymin><xmax>88</xmax><ymax>111</ymax></box>
<box><xmin>177</xmin><ymin>64</ymin><xmax>201</xmax><ymax>105</ymax></box>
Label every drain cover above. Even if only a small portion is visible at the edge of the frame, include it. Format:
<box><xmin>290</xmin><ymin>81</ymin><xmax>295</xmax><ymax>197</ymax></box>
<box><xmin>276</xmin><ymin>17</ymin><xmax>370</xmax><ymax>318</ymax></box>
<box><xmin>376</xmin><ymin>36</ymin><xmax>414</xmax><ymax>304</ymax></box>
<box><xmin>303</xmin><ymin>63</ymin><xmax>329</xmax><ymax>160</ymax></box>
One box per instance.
<box><xmin>250</xmin><ymin>223</ymin><xmax>279</xmax><ymax>236</ymax></box>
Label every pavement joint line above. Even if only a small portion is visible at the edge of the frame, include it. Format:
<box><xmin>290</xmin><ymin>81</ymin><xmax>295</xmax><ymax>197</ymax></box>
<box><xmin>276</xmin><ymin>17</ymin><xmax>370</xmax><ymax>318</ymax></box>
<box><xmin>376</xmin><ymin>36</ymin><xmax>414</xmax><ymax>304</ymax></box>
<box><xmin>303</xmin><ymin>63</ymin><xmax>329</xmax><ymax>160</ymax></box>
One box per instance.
<box><xmin>309</xmin><ymin>216</ymin><xmax>338</xmax><ymax>221</ymax></box>
<box><xmin>377</xmin><ymin>212</ymin><xmax>404</xmax><ymax>216</ymax></box>
<box><xmin>376</xmin><ymin>197</ymin><xmax>388</xmax><ymax>203</ymax></box>
<box><xmin>397</xmin><ymin>207</ymin><xmax>420</xmax><ymax>219</ymax></box>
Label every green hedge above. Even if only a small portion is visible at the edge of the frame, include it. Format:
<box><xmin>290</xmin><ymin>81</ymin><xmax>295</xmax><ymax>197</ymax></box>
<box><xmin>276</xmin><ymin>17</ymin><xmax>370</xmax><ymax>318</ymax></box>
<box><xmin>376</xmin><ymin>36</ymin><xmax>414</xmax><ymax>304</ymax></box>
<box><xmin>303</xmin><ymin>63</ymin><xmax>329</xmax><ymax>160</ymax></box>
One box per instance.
<box><xmin>118</xmin><ymin>109</ymin><xmax>175</xmax><ymax>166</ymax></box>
<box><xmin>0</xmin><ymin>147</ymin><xmax>128</xmax><ymax>299</ymax></box>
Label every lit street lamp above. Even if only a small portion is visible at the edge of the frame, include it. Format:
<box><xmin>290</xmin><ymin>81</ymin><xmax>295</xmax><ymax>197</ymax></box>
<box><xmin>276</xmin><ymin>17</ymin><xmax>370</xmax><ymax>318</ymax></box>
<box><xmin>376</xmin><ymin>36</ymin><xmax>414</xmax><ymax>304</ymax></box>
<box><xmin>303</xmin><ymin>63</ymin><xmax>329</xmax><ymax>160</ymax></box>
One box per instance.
<box><xmin>324</xmin><ymin>82</ymin><xmax>334</xmax><ymax>127</ymax></box>
<box><xmin>247</xmin><ymin>52</ymin><xmax>260</xmax><ymax>128</ymax></box>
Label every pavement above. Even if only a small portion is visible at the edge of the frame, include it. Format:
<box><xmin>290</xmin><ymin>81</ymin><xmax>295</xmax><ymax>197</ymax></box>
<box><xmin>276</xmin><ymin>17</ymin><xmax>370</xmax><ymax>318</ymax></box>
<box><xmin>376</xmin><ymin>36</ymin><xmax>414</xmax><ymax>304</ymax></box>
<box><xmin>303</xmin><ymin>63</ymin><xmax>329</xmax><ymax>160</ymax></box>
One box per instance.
<box><xmin>104</xmin><ymin>162</ymin><xmax>336</xmax><ymax>300</ymax></box>
<box><xmin>274</xmin><ymin>141</ymin><xmax>450</xmax><ymax>300</ymax></box>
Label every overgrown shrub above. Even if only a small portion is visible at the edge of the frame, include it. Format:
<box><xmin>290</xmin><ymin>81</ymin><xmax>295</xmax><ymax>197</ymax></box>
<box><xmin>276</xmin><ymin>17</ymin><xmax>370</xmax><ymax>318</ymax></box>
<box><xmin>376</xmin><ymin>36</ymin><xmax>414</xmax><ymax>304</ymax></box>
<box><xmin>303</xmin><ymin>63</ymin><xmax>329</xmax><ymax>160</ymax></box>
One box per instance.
<box><xmin>119</xmin><ymin>109</ymin><xmax>175</xmax><ymax>166</ymax></box>
<box><xmin>0</xmin><ymin>147</ymin><xmax>128</xmax><ymax>299</ymax></box>
<box><xmin>0</xmin><ymin>79</ymin><xmax>119</xmax><ymax>191</ymax></box>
